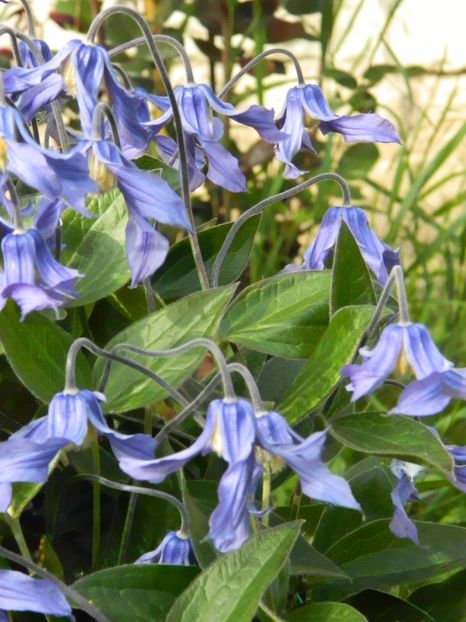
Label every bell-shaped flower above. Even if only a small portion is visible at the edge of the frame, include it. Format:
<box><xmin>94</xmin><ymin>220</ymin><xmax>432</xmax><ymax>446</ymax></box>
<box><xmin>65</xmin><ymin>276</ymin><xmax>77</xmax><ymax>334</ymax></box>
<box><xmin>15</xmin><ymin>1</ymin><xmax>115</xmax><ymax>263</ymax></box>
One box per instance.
<box><xmin>447</xmin><ymin>444</ymin><xmax>466</xmax><ymax>494</ymax></box>
<box><xmin>254</xmin><ymin>411</ymin><xmax>361</xmax><ymax>510</ymax></box>
<box><xmin>342</xmin><ymin>323</ymin><xmax>452</xmax><ymax>401</ymax></box>
<box><xmin>0</xmin><ymin>227</ymin><xmax>81</xmax><ymax>319</ymax></box>
<box><xmin>0</xmin><ymin>104</ymin><xmax>98</xmax><ymax>213</ymax></box>
<box><xmin>275</xmin><ymin>84</ymin><xmax>400</xmax><ymax>179</ymax></box>
<box><xmin>392</xmin><ymin>367</ymin><xmax>466</xmax><ymax>417</ymax></box>
<box><xmin>389</xmin><ymin>460</ymin><xmax>423</xmax><ymax>544</ymax></box>
<box><xmin>75</xmin><ymin>137</ymin><xmax>190</xmax><ymax>285</ymax></box>
<box><xmin>0</xmin><ymin>570</ymin><xmax>72</xmax><ymax>620</ymax></box>
<box><xmin>295</xmin><ymin>206</ymin><xmax>399</xmax><ymax>285</ymax></box>
<box><xmin>119</xmin><ymin>398</ymin><xmax>258</xmax><ymax>552</ymax></box>
<box><xmin>4</xmin><ymin>40</ymin><xmax>151</xmax><ymax>158</ymax></box>
<box><xmin>135</xmin><ymin>531</ymin><xmax>193</xmax><ymax>566</ymax></box>
<box><xmin>143</xmin><ymin>84</ymin><xmax>285</xmax><ymax>192</ymax></box>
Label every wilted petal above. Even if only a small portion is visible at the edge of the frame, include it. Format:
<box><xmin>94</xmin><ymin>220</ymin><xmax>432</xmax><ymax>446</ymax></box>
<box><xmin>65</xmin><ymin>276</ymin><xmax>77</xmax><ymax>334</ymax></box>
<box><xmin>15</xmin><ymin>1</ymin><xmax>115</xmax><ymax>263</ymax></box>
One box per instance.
<box><xmin>0</xmin><ymin>570</ymin><xmax>72</xmax><ymax>618</ymax></box>
<box><xmin>125</xmin><ymin>213</ymin><xmax>169</xmax><ymax>286</ymax></box>
<box><xmin>320</xmin><ymin>113</ymin><xmax>401</xmax><ymax>144</ymax></box>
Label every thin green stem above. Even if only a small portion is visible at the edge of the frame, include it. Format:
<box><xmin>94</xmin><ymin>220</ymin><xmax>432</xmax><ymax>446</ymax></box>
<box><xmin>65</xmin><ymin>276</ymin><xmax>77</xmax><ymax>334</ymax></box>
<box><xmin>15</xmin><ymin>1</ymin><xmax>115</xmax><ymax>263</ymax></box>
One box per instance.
<box><xmin>91</xmin><ymin>435</ymin><xmax>101</xmax><ymax>569</ymax></box>
<box><xmin>5</xmin><ymin>515</ymin><xmax>33</xmax><ymax>563</ymax></box>
<box><xmin>261</xmin><ymin>466</ymin><xmax>271</xmax><ymax>527</ymax></box>
<box><xmin>5</xmin><ymin>178</ymin><xmax>23</xmax><ymax>230</ymax></box>
<box><xmin>117</xmin><ymin>492</ymin><xmax>138</xmax><ymax>565</ymax></box>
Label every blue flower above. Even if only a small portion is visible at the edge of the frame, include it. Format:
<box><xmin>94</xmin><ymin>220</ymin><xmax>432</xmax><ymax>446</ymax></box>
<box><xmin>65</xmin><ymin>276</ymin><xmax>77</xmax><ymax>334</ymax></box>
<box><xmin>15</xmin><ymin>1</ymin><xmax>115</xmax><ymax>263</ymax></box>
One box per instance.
<box><xmin>389</xmin><ymin>460</ymin><xmax>423</xmax><ymax>544</ymax></box>
<box><xmin>119</xmin><ymin>398</ymin><xmax>258</xmax><ymax>552</ymax></box>
<box><xmin>275</xmin><ymin>84</ymin><xmax>400</xmax><ymax>179</ymax></box>
<box><xmin>342</xmin><ymin>323</ymin><xmax>452</xmax><ymax>401</ymax></box>
<box><xmin>289</xmin><ymin>206</ymin><xmax>399</xmax><ymax>285</ymax></box>
<box><xmin>76</xmin><ymin>138</ymin><xmax>190</xmax><ymax>285</ymax></box>
<box><xmin>0</xmin><ymin>227</ymin><xmax>81</xmax><ymax>319</ymax></box>
<box><xmin>254</xmin><ymin>411</ymin><xmax>361</xmax><ymax>510</ymax></box>
<box><xmin>447</xmin><ymin>444</ymin><xmax>466</xmax><ymax>494</ymax></box>
<box><xmin>143</xmin><ymin>84</ymin><xmax>285</xmax><ymax>192</ymax></box>
<box><xmin>135</xmin><ymin>531</ymin><xmax>193</xmax><ymax>566</ymax></box>
<box><xmin>392</xmin><ymin>368</ymin><xmax>466</xmax><ymax>417</ymax></box>
<box><xmin>0</xmin><ymin>570</ymin><xmax>72</xmax><ymax>619</ymax></box>
<box><xmin>18</xmin><ymin>39</ymin><xmax>53</xmax><ymax>67</ymax></box>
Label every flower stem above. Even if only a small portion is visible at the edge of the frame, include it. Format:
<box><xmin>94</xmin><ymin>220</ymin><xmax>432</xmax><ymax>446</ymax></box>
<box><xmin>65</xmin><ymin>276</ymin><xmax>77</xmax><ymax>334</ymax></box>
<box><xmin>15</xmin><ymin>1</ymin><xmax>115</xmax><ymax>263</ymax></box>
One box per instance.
<box><xmin>117</xmin><ymin>492</ymin><xmax>138</xmax><ymax>565</ymax></box>
<box><xmin>5</xmin><ymin>178</ymin><xmax>23</xmax><ymax>230</ymax></box>
<box><xmin>261</xmin><ymin>466</ymin><xmax>271</xmax><ymax>527</ymax></box>
<box><xmin>91</xmin><ymin>434</ymin><xmax>101</xmax><ymax>569</ymax></box>
<box><xmin>393</xmin><ymin>265</ymin><xmax>411</xmax><ymax>325</ymax></box>
<box><xmin>228</xmin><ymin>362</ymin><xmax>265</xmax><ymax>412</ymax></box>
<box><xmin>211</xmin><ymin>171</ymin><xmax>351</xmax><ymax>287</ymax></box>
<box><xmin>5</xmin><ymin>515</ymin><xmax>33</xmax><ymax>564</ymax></box>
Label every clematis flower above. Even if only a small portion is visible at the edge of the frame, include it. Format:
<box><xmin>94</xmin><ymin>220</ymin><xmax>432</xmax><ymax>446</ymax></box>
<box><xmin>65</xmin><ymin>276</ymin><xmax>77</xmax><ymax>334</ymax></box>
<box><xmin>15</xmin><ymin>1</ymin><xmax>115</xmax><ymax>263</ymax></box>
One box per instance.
<box><xmin>135</xmin><ymin>531</ymin><xmax>193</xmax><ymax>566</ymax></box>
<box><xmin>18</xmin><ymin>38</ymin><xmax>53</xmax><ymax>67</ymax></box>
<box><xmin>392</xmin><ymin>368</ymin><xmax>466</xmax><ymax>417</ymax></box>
<box><xmin>288</xmin><ymin>206</ymin><xmax>399</xmax><ymax>285</ymax></box>
<box><xmin>254</xmin><ymin>411</ymin><xmax>361</xmax><ymax>510</ymax></box>
<box><xmin>4</xmin><ymin>40</ymin><xmax>151</xmax><ymax>157</ymax></box>
<box><xmin>447</xmin><ymin>444</ymin><xmax>466</xmax><ymax>493</ymax></box>
<box><xmin>143</xmin><ymin>84</ymin><xmax>285</xmax><ymax>192</ymax></box>
<box><xmin>75</xmin><ymin>137</ymin><xmax>190</xmax><ymax>285</ymax></box>
<box><xmin>342</xmin><ymin>323</ymin><xmax>452</xmax><ymax>401</ymax></box>
<box><xmin>119</xmin><ymin>398</ymin><xmax>258</xmax><ymax>552</ymax></box>
<box><xmin>0</xmin><ymin>570</ymin><xmax>72</xmax><ymax>620</ymax></box>
<box><xmin>275</xmin><ymin>84</ymin><xmax>400</xmax><ymax>179</ymax></box>
<box><xmin>0</xmin><ymin>227</ymin><xmax>81</xmax><ymax>319</ymax></box>
<box><xmin>389</xmin><ymin>460</ymin><xmax>423</xmax><ymax>544</ymax></box>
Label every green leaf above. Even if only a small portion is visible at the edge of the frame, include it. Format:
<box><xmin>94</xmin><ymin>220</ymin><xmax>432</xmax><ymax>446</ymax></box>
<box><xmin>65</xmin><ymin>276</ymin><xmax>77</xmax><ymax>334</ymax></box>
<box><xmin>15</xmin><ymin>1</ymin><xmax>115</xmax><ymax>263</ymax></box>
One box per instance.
<box><xmin>166</xmin><ymin>522</ymin><xmax>302</xmax><ymax>622</ymax></box>
<box><xmin>279</xmin><ymin>306</ymin><xmax>375</xmax><ymax>422</ymax></box>
<box><xmin>62</xmin><ymin>190</ymin><xmax>130</xmax><ymax>306</ymax></box>
<box><xmin>410</xmin><ymin>569</ymin><xmax>466</xmax><ymax>622</ymax></box>
<box><xmin>283</xmin><ymin>0</ymin><xmax>323</xmax><ymax>14</ymax></box>
<box><xmin>290</xmin><ymin>537</ymin><xmax>349</xmax><ymax>580</ymax></box>
<box><xmin>257</xmin><ymin>358</ymin><xmax>306</xmax><ymax>405</ymax></box>
<box><xmin>219</xmin><ymin>272</ymin><xmax>330</xmax><ymax>359</ymax></box>
<box><xmin>325</xmin><ymin>68</ymin><xmax>358</xmax><ymax>89</ymax></box>
<box><xmin>329</xmin><ymin>412</ymin><xmax>453</xmax><ymax>477</ymax></box>
<box><xmin>181</xmin><ymin>479</ymin><xmax>218</xmax><ymax>569</ymax></box>
<box><xmin>325</xmin><ymin>520</ymin><xmax>466</xmax><ymax>587</ymax></box>
<box><xmin>0</xmin><ymin>301</ymin><xmax>91</xmax><ymax>403</ymax></box>
<box><xmin>93</xmin><ymin>286</ymin><xmax>236</xmax><ymax>412</ymax></box>
<box><xmin>350</xmin><ymin>589</ymin><xmax>435</xmax><ymax>622</ymax></box>
<box><xmin>331</xmin><ymin>222</ymin><xmax>375</xmax><ymax>314</ymax></box>
<box><xmin>337</xmin><ymin>144</ymin><xmax>379</xmax><ymax>180</ymax></box>
<box><xmin>73</xmin><ymin>564</ymin><xmax>199</xmax><ymax>622</ymax></box>
<box><xmin>153</xmin><ymin>216</ymin><xmax>260</xmax><ymax>300</ymax></box>
<box><xmin>288</xmin><ymin>602</ymin><xmax>368</xmax><ymax>622</ymax></box>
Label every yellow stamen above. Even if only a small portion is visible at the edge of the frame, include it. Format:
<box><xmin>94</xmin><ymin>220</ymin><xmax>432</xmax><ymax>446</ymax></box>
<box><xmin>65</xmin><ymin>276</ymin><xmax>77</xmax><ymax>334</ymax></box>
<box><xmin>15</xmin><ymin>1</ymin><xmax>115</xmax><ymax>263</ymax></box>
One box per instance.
<box><xmin>0</xmin><ymin>137</ymin><xmax>8</xmax><ymax>171</ymax></box>
<box><xmin>62</xmin><ymin>57</ymin><xmax>77</xmax><ymax>97</ymax></box>
<box><xmin>395</xmin><ymin>347</ymin><xmax>410</xmax><ymax>376</ymax></box>
<box><xmin>89</xmin><ymin>152</ymin><xmax>117</xmax><ymax>192</ymax></box>
<box><xmin>211</xmin><ymin>417</ymin><xmax>223</xmax><ymax>457</ymax></box>
<box><xmin>255</xmin><ymin>446</ymin><xmax>285</xmax><ymax>473</ymax></box>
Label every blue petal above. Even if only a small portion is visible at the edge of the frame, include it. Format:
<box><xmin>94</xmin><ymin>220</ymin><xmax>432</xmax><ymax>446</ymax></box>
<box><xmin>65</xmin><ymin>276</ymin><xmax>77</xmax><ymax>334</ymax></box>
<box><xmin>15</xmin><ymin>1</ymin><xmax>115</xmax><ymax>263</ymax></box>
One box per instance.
<box><xmin>298</xmin><ymin>84</ymin><xmax>337</xmax><ymax>121</ymax></box>
<box><xmin>2</xmin><ymin>231</ymin><xmax>36</xmax><ymax>286</ymax></box>
<box><xmin>200</xmin><ymin>139</ymin><xmax>247</xmax><ymax>193</ymax></box>
<box><xmin>71</xmin><ymin>43</ymin><xmax>105</xmax><ymax>135</ymax></box>
<box><xmin>125</xmin><ymin>213</ymin><xmax>169</xmax><ymax>286</ymax></box>
<box><xmin>205</xmin><ymin>399</ymin><xmax>256</xmax><ymax>463</ymax></box>
<box><xmin>34</xmin><ymin>197</ymin><xmax>64</xmax><ymax>249</ymax></box>
<box><xmin>0</xmin><ymin>437</ymin><xmax>64</xmax><ymax>484</ymax></box>
<box><xmin>275</xmin><ymin>87</ymin><xmax>308</xmax><ymax>179</ymax></box>
<box><xmin>320</xmin><ymin>113</ymin><xmax>401</xmax><ymax>144</ymax></box>
<box><xmin>303</xmin><ymin>206</ymin><xmax>343</xmax><ymax>270</ymax></box>
<box><xmin>30</xmin><ymin>228</ymin><xmax>81</xmax><ymax>295</ymax></box>
<box><xmin>0</xmin><ymin>483</ymin><xmax>12</xmax><ymax>513</ymax></box>
<box><xmin>178</xmin><ymin>85</ymin><xmax>220</xmax><ymax>141</ymax></box>
<box><xmin>403</xmin><ymin>323</ymin><xmax>452</xmax><ymax>378</ymax></box>
<box><xmin>5</xmin><ymin>140</ymin><xmax>62</xmax><ymax>198</ymax></box>
<box><xmin>1</xmin><ymin>283</ymin><xmax>65</xmax><ymax>319</ymax></box>
<box><xmin>17</xmin><ymin>73</ymin><xmax>64</xmax><ymax>121</ymax></box>
<box><xmin>47</xmin><ymin>391</ymin><xmax>91</xmax><ymax>445</ymax></box>
<box><xmin>154</xmin><ymin>133</ymin><xmax>206</xmax><ymax>191</ymax></box>
<box><xmin>389</xmin><ymin>461</ymin><xmax>421</xmax><ymax>544</ymax></box>
<box><xmin>392</xmin><ymin>372</ymin><xmax>452</xmax><ymax>417</ymax></box>
<box><xmin>136</xmin><ymin>531</ymin><xmax>192</xmax><ymax>565</ymax></box>
<box><xmin>0</xmin><ymin>570</ymin><xmax>72</xmax><ymax>617</ymax></box>
<box><xmin>342</xmin><ymin>324</ymin><xmax>404</xmax><ymax>400</ymax></box>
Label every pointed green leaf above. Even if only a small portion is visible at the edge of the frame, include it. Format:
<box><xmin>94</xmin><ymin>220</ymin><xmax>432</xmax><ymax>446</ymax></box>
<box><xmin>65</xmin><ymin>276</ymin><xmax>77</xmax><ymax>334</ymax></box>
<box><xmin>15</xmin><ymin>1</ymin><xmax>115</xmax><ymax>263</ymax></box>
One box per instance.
<box><xmin>219</xmin><ymin>272</ymin><xmax>330</xmax><ymax>359</ymax></box>
<box><xmin>289</xmin><ymin>602</ymin><xmax>368</xmax><ymax>622</ymax></box>
<box><xmin>0</xmin><ymin>301</ymin><xmax>91</xmax><ymax>402</ymax></box>
<box><xmin>93</xmin><ymin>286</ymin><xmax>236</xmax><ymax>412</ymax></box>
<box><xmin>350</xmin><ymin>589</ymin><xmax>435</xmax><ymax>622</ymax></box>
<box><xmin>410</xmin><ymin>569</ymin><xmax>466</xmax><ymax>622</ymax></box>
<box><xmin>166</xmin><ymin>522</ymin><xmax>302</xmax><ymax>622</ymax></box>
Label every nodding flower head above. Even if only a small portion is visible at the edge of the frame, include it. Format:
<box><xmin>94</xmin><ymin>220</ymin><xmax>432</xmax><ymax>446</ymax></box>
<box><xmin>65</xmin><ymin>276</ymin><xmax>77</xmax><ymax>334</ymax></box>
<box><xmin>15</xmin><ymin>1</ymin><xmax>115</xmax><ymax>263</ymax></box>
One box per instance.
<box><xmin>389</xmin><ymin>460</ymin><xmax>423</xmax><ymax>545</ymax></box>
<box><xmin>135</xmin><ymin>531</ymin><xmax>193</xmax><ymax>566</ymax></box>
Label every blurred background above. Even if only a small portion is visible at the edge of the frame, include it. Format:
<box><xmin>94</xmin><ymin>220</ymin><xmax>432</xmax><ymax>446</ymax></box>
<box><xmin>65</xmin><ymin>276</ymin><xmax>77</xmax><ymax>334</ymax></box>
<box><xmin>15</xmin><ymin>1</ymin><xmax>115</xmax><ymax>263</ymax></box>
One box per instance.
<box><xmin>2</xmin><ymin>0</ymin><xmax>465</xmax><ymax>361</ymax></box>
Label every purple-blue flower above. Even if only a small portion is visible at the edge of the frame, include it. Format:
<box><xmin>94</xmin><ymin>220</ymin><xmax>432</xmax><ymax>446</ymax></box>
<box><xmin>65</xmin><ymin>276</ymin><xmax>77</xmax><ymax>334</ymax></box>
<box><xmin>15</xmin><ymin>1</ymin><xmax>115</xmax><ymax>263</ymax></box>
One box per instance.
<box><xmin>275</xmin><ymin>84</ymin><xmax>400</xmax><ymax>179</ymax></box>
<box><xmin>342</xmin><ymin>323</ymin><xmax>452</xmax><ymax>401</ymax></box>
<box><xmin>392</xmin><ymin>368</ymin><xmax>466</xmax><ymax>417</ymax></box>
<box><xmin>135</xmin><ymin>531</ymin><xmax>193</xmax><ymax>566</ymax></box>
<box><xmin>0</xmin><ymin>227</ymin><xmax>81</xmax><ymax>319</ymax></box>
<box><xmin>447</xmin><ymin>444</ymin><xmax>466</xmax><ymax>494</ymax></box>
<box><xmin>76</xmin><ymin>138</ymin><xmax>190</xmax><ymax>285</ymax></box>
<box><xmin>288</xmin><ymin>206</ymin><xmax>399</xmax><ymax>285</ymax></box>
<box><xmin>119</xmin><ymin>398</ymin><xmax>258</xmax><ymax>552</ymax></box>
<box><xmin>143</xmin><ymin>84</ymin><xmax>285</xmax><ymax>192</ymax></box>
<box><xmin>0</xmin><ymin>570</ymin><xmax>72</xmax><ymax>619</ymax></box>
<box><xmin>254</xmin><ymin>411</ymin><xmax>361</xmax><ymax>510</ymax></box>
<box><xmin>4</xmin><ymin>40</ymin><xmax>151</xmax><ymax>158</ymax></box>
<box><xmin>389</xmin><ymin>460</ymin><xmax>423</xmax><ymax>544</ymax></box>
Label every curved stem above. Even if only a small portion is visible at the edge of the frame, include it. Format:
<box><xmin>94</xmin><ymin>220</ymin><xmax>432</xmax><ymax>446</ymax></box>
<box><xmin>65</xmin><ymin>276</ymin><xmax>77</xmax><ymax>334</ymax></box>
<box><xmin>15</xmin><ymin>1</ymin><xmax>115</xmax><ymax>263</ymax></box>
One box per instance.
<box><xmin>16</xmin><ymin>0</ymin><xmax>36</xmax><ymax>38</ymax></box>
<box><xmin>91</xmin><ymin>102</ymin><xmax>122</xmax><ymax>149</ymax></box>
<box><xmin>228</xmin><ymin>362</ymin><xmax>264</xmax><ymax>412</ymax></box>
<box><xmin>88</xmin><ymin>8</ymin><xmax>209</xmax><ymax>290</ymax></box>
<box><xmin>211</xmin><ymin>172</ymin><xmax>351</xmax><ymax>287</ymax></box>
<box><xmin>0</xmin><ymin>544</ymin><xmax>110</xmax><ymax>622</ymax></box>
<box><xmin>109</xmin><ymin>339</ymin><xmax>235</xmax><ymax>399</ymax></box>
<box><xmin>219</xmin><ymin>47</ymin><xmax>305</xmax><ymax>99</ymax></box>
<box><xmin>81</xmin><ymin>474</ymin><xmax>190</xmax><ymax>536</ymax></box>
<box><xmin>5</xmin><ymin>515</ymin><xmax>33</xmax><ymax>563</ymax></box>
<box><xmin>393</xmin><ymin>265</ymin><xmax>411</xmax><ymax>325</ymax></box>
<box><xmin>91</xmin><ymin>435</ymin><xmax>101</xmax><ymax>569</ymax></box>
<box><xmin>0</xmin><ymin>25</ymin><xmax>23</xmax><ymax>69</ymax></box>
<box><xmin>109</xmin><ymin>33</ymin><xmax>195</xmax><ymax>83</ymax></box>
<box><xmin>5</xmin><ymin>178</ymin><xmax>23</xmax><ymax>230</ymax></box>
<box><xmin>111</xmin><ymin>62</ymin><xmax>133</xmax><ymax>90</ymax></box>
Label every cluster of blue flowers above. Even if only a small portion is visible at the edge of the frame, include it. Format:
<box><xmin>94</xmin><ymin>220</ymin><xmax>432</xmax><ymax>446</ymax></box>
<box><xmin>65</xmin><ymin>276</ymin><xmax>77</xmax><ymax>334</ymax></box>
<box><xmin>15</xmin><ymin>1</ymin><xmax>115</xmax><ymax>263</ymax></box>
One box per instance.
<box><xmin>0</xmin><ymin>3</ymin><xmax>464</xmax><ymax>618</ymax></box>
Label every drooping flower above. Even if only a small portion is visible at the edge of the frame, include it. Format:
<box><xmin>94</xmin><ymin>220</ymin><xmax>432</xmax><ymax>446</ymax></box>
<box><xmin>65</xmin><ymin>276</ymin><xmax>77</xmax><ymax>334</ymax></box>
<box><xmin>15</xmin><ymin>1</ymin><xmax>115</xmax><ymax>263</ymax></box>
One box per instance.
<box><xmin>285</xmin><ymin>206</ymin><xmax>399</xmax><ymax>285</ymax></box>
<box><xmin>342</xmin><ymin>323</ymin><xmax>452</xmax><ymax>401</ymax></box>
<box><xmin>389</xmin><ymin>460</ymin><xmax>423</xmax><ymax>544</ymax></box>
<box><xmin>135</xmin><ymin>531</ymin><xmax>193</xmax><ymax>566</ymax></box>
<box><xmin>4</xmin><ymin>40</ymin><xmax>151</xmax><ymax>158</ymax></box>
<box><xmin>119</xmin><ymin>398</ymin><xmax>258</xmax><ymax>552</ymax></box>
<box><xmin>0</xmin><ymin>227</ymin><xmax>81</xmax><ymax>319</ymax></box>
<box><xmin>254</xmin><ymin>411</ymin><xmax>361</xmax><ymax>510</ymax></box>
<box><xmin>75</xmin><ymin>137</ymin><xmax>190</xmax><ymax>285</ymax></box>
<box><xmin>0</xmin><ymin>570</ymin><xmax>72</xmax><ymax>620</ymax></box>
<box><xmin>446</xmin><ymin>444</ymin><xmax>466</xmax><ymax>494</ymax></box>
<box><xmin>142</xmin><ymin>84</ymin><xmax>285</xmax><ymax>192</ymax></box>
<box><xmin>275</xmin><ymin>84</ymin><xmax>400</xmax><ymax>179</ymax></box>
<box><xmin>392</xmin><ymin>367</ymin><xmax>466</xmax><ymax>417</ymax></box>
